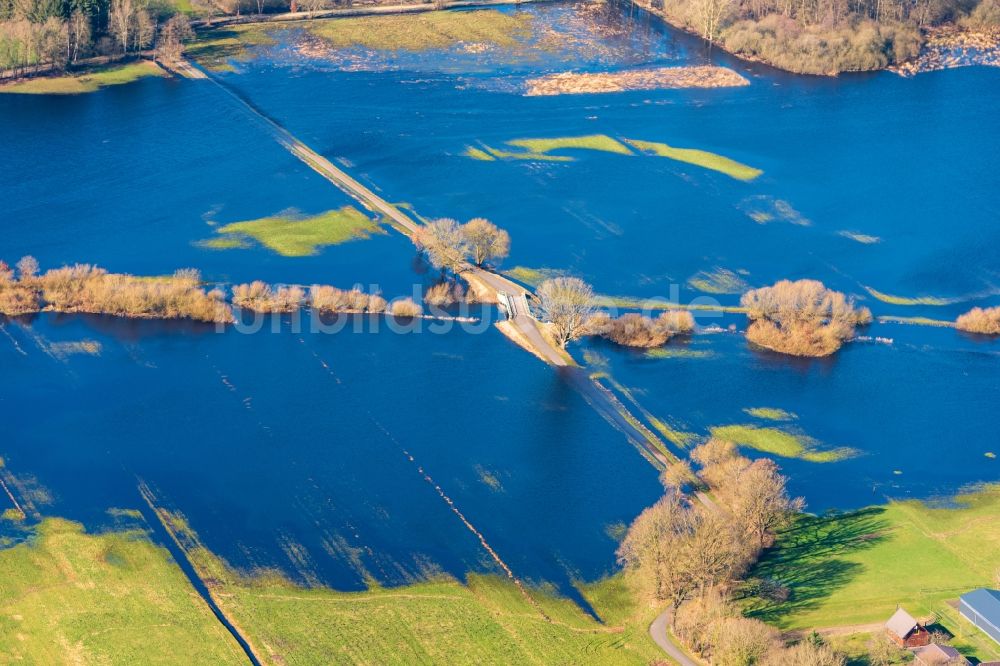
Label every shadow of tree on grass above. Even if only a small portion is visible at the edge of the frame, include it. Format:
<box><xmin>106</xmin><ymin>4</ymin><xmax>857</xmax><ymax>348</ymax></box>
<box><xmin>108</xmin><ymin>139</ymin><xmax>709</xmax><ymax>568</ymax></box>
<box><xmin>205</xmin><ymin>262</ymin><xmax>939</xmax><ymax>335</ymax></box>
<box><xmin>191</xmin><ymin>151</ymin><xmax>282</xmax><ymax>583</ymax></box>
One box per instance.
<box><xmin>742</xmin><ymin>507</ymin><xmax>891</xmax><ymax>626</ymax></box>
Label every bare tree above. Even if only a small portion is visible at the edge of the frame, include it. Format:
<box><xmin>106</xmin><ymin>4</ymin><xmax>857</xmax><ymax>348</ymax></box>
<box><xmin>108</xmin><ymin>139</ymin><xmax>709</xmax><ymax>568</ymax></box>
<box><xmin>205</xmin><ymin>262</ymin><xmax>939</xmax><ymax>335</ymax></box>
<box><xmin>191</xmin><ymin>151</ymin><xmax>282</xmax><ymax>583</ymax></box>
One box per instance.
<box><xmin>617</xmin><ymin>492</ymin><xmax>700</xmax><ymax>614</ymax></box>
<box><xmin>68</xmin><ymin>10</ymin><xmax>91</xmax><ymax>64</ymax></box>
<box><xmin>156</xmin><ymin>14</ymin><xmax>192</xmax><ymax>61</ymax></box>
<box><xmin>535</xmin><ymin>277</ymin><xmax>594</xmax><ymax>348</ymax></box>
<box><xmin>731</xmin><ymin>458</ymin><xmax>805</xmax><ymax>549</ymax></box>
<box><xmin>16</xmin><ymin>256</ymin><xmax>38</xmax><ymax>280</ymax></box>
<box><xmin>695</xmin><ymin>0</ymin><xmax>735</xmax><ymax>41</ymax></box>
<box><xmin>415</xmin><ymin>218</ymin><xmax>469</xmax><ymax>274</ymax></box>
<box><xmin>461</xmin><ymin>218</ymin><xmax>510</xmax><ymax>267</ymax></box>
<box><xmin>108</xmin><ymin>0</ymin><xmax>136</xmax><ymax>54</ymax></box>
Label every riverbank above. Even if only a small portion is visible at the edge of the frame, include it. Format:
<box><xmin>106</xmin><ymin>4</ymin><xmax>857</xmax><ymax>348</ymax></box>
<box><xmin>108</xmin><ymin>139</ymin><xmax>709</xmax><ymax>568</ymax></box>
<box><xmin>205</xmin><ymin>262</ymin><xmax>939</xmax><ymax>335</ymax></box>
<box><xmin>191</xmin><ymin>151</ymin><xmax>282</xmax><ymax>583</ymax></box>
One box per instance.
<box><xmin>626</xmin><ymin>0</ymin><xmax>997</xmax><ymax>76</ymax></box>
<box><xmin>0</xmin><ymin>60</ymin><xmax>164</xmax><ymax>95</ymax></box>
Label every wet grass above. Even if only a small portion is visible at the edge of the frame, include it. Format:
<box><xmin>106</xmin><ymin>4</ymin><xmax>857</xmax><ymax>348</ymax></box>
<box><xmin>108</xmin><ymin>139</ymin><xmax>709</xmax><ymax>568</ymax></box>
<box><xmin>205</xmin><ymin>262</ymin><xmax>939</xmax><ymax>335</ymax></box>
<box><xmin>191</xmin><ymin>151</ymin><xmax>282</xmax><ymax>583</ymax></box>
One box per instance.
<box><xmin>0</xmin><ymin>518</ymin><xmax>245</xmax><ymax>663</ymax></box>
<box><xmin>624</xmin><ymin>138</ymin><xmax>762</xmax><ymax>181</ymax></box>
<box><xmin>202</xmin><ymin>206</ymin><xmax>384</xmax><ymax>257</ymax></box>
<box><xmin>746</xmin><ymin>484</ymin><xmax>1000</xmax><ymax>660</ymax></box>
<box><xmin>644</xmin><ymin>348</ymin><xmax>715</xmax><ymax>359</ymax></box>
<box><xmin>307</xmin><ymin>9</ymin><xmax>533</xmax><ymax>51</ymax></box>
<box><xmin>186</xmin><ymin>25</ymin><xmax>279</xmax><ymax>72</ymax></box>
<box><xmin>0</xmin><ymin>61</ymin><xmax>164</xmax><ymax>95</ymax></box>
<box><xmin>709</xmin><ymin>424</ymin><xmax>855</xmax><ymax>462</ymax></box>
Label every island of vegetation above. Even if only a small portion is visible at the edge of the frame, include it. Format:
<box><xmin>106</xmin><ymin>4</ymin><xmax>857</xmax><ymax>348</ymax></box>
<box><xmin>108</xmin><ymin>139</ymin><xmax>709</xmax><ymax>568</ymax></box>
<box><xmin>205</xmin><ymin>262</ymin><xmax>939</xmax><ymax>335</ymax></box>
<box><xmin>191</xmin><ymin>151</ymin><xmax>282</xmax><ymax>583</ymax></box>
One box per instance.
<box><xmin>741</xmin><ymin>279</ymin><xmax>872</xmax><ymax>356</ymax></box>
<box><xmin>523</xmin><ymin>65</ymin><xmax>749</xmax><ymax>95</ymax></box>
<box><xmin>956</xmin><ymin>304</ymin><xmax>1000</xmax><ymax>334</ymax></box>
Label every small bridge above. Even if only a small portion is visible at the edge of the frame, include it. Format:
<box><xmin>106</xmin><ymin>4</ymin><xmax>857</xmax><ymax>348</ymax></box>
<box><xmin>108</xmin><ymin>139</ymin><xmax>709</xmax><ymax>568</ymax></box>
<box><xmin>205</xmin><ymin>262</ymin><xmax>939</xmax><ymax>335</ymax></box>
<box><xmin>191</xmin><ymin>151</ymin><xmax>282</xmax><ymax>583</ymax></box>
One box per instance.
<box><xmin>497</xmin><ymin>291</ymin><xmax>533</xmax><ymax>321</ymax></box>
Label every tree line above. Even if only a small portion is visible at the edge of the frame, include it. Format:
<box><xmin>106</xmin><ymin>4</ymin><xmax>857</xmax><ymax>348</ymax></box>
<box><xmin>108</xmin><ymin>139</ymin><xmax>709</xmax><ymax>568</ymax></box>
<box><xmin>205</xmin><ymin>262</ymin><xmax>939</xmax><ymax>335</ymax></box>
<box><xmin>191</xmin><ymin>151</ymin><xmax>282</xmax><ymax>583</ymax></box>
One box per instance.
<box><xmin>630</xmin><ymin>0</ymin><xmax>1000</xmax><ymax>74</ymax></box>
<box><xmin>0</xmin><ymin>0</ymin><xmax>196</xmax><ymax>76</ymax></box>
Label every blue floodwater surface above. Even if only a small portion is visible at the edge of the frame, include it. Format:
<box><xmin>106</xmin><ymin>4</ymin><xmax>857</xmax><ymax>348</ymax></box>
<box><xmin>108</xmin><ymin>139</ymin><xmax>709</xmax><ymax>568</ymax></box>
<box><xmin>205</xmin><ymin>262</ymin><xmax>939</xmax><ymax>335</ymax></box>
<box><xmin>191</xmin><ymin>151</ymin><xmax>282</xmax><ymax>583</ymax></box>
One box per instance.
<box><xmin>1</xmin><ymin>0</ymin><xmax>997</xmax><ymax>596</ymax></box>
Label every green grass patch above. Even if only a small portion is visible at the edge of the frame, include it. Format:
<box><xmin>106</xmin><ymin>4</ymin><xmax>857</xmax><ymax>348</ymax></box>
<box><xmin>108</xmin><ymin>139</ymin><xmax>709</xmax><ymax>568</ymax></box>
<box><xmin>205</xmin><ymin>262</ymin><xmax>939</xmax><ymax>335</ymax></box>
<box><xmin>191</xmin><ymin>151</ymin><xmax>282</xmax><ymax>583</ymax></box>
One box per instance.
<box><xmin>644</xmin><ymin>348</ymin><xmax>715</xmax><ymax>359</ymax></box>
<box><xmin>507</xmin><ymin>134</ymin><xmax>634</xmax><ymax>156</ymax></box>
<box><xmin>596</xmin><ymin>294</ymin><xmax>747</xmax><ymax>314</ymax></box>
<box><xmin>470</xmin><ymin>135</ymin><xmax>633</xmax><ymax>163</ymax></box>
<box><xmin>0</xmin><ymin>518</ymin><xmax>245</xmax><ymax>663</ymax></box>
<box><xmin>745</xmin><ymin>485</ymin><xmax>1000</xmax><ymax>663</ymax></box>
<box><xmin>743</xmin><ymin>407</ymin><xmax>797</xmax><ymax>421</ymax></box>
<box><xmin>463</xmin><ymin>146</ymin><xmax>496</xmax><ymax>161</ymax></box>
<box><xmin>624</xmin><ymin>138</ymin><xmax>762</xmax><ymax>181</ymax></box>
<box><xmin>877</xmin><ymin>315</ymin><xmax>955</xmax><ymax>327</ymax></box>
<box><xmin>0</xmin><ymin>61</ymin><xmax>164</xmax><ymax>95</ymax></box>
<box><xmin>864</xmin><ymin>285</ymin><xmax>952</xmax><ymax>306</ymax></box>
<box><xmin>648</xmin><ymin>416</ymin><xmax>698</xmax><ymax>448</ymax></box>
<box><xmin>687</xmin><ymin>267</ymin><xmax>749</xmax><ymax>295</ymax></box>
<box><xmin>503</xmin><ymin>266</ymin><xmax>570</xmax><ymax>288</ymax></box>
<box><xmin>838</xmin><ymin>230</ymin><xmax>881</xmax><ymax>244</ymax></box>
<box><xmin>186</xmin><ymin>25</ymin><xmax>279</xmax><ymax>71</ymax></box>
<box><xmin>482</xmin><ymin>145</ymin><xmax>573</xmax><ymax>162</ymax></box>
<box><xmin>307</xmin><ymin>9</ymin><xmax>533</xmax><ymax>51</ymax></box>
<box><xmin>709</xmin><ymin>424</ymin><xmax>855</xmax><ymax>463</ymax></box>
<box><xmin>201</xmin><ymin>206</ymin><xmax>384</xmax><ymax>257</ymax></box>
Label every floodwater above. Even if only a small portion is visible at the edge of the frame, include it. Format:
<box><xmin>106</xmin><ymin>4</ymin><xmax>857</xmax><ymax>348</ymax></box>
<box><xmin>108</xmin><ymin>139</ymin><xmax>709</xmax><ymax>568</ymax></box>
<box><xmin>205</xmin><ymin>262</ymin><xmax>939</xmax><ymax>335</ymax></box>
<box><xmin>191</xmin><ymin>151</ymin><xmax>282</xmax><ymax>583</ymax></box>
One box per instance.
<box><xmin>0</xmin><ymin>0</ymin><xmax>997</xmax><ymax>594</ymax></box>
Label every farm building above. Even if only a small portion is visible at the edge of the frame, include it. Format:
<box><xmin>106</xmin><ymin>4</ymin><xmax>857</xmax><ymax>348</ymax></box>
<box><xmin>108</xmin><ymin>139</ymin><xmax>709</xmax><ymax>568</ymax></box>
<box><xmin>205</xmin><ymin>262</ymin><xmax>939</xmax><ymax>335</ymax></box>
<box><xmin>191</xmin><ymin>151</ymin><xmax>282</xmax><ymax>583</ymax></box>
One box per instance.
<box><xmin>885</xmin><ymin>607</ymin><xmax>932</xmax><ymax>648</ymax></box>
<box><xmin>911</xmin><ymin>643</ymin><xmax>969</xmax><ymax>665</ymax></box>
<box><xmin>959</xmin><ymin>588</ymin><xmax>1000</xmax><ymax>645</ymax></box>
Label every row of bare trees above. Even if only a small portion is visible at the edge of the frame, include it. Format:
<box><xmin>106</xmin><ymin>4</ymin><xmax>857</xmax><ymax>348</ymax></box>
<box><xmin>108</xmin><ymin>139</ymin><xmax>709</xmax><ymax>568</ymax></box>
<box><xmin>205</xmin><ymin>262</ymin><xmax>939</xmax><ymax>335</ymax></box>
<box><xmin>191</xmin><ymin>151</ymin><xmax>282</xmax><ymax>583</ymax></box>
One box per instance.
<box><xmin>616</xmin><ymin>440</ymin><xmax>838</xmax><ymax>664</ymax></box>
<box><xmin>414</xmin><ymin>218</ymin><xmax>511</xmax><ymax>273</ymax></box>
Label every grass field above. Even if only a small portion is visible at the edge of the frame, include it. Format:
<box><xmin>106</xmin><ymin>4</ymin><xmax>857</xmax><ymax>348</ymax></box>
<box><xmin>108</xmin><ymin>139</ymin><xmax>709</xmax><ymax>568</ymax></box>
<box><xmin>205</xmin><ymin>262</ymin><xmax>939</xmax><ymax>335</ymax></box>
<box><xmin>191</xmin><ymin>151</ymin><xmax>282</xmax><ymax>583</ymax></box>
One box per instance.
<box><xmin>0</xmin><ymin>61</ymin><xmax>165</xmax><ymax>95</ymax></box>
<box><xmin>197</xmin><ymin>561</ymin><xmax>662</xmax><ymax>665</ymax></box>
<box><xmin>0</xmin><ymin>518</ymin><xmax>245</xmax><ymax>663</ymax></box>
<box><xmin>746</xmin><ymin>484</ymin><xmax>1000</xmax><ymax>661</ymax></box>
<box><xmin>624</xmin><ymin>138</ymin><xmax>763</xmax><ymax>181</ymax></box>
<box><xmin>203</xmin><ymin>206</ymin><xmax>384</xmax><ymax>256</ymax></box>
<box><xmin>307</xmin><ymin>10</ymin><xmax>533</xmax><ymax>52</ymax></box>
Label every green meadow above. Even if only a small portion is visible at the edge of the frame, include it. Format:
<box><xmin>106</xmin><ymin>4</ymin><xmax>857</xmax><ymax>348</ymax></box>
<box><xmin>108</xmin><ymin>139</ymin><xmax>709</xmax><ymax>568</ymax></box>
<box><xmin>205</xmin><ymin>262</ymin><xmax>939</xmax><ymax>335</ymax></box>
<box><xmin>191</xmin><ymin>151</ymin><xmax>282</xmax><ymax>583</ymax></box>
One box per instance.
<box><xmin>0</xmin><ymin>518</ymin><xmax>245</xmax><ymax>663</ymax></box>
<box><xmin>191</xmin><ymin>552</ymin><xmax>663</xmax><ymax>666</ymax></box>
<box><xmin>709</xmin><ymin>424</ymin><xmax>855</xmax><ymax>462</ymax></box>
<box><xmin>0</xmin><ymin>61</ymin><xmax>164</xmax><ymax>95</ymax></box>
<box><xmin>202</xmin><ymin>206</ymin><xmax>384</xmax><ymax>257</ymax></box>
<box><xmin>746</xmin><ymin>485</ymin><xmax>1000</xmax><ymax>661</ymax></box>
<box><xmin>307</xmin><ymin>10</ymin><xmax>533</xmax><ymax>51</ymax></box>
